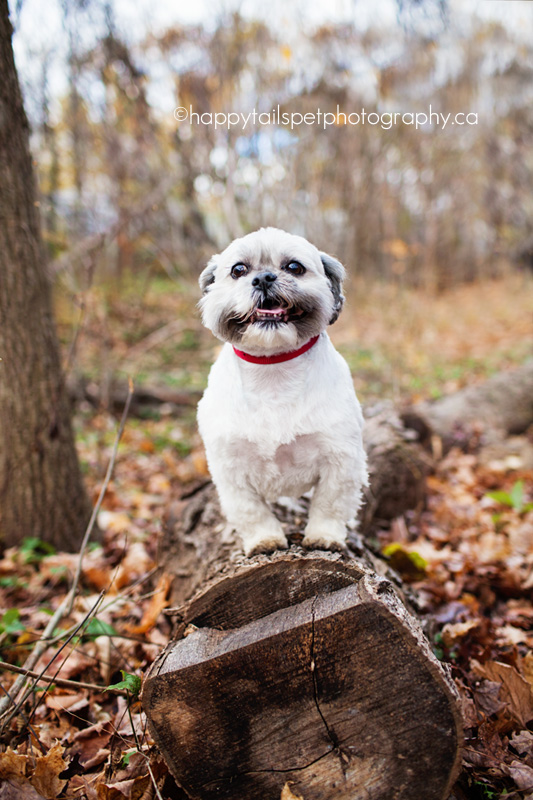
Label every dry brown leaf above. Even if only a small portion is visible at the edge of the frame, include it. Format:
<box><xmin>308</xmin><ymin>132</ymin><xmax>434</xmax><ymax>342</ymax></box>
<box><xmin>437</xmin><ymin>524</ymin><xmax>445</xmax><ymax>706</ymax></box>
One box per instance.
<box><xmin>38</xmin><ymin>553</ymin><xmax>78</xmax><ymax>583</ymax></box>
<box><xmin>472</xmin><ymin>660</ymin><xmax>533</xmax><ymax>727</ymax></box>
<box><xmin>71</xmin><ymin>727</ymin><xmax>113</xmax><ymax>769</ymax></box>
<box><xmin>509</xmin><ymin>730</ymin><xmax>533</xmax><ymax>756</ymax></box>
<box><xmin>97</xmin><ymin>511</ymin><xmax>132</xmax><ymax>535</ymax></box>
<box><xmin>45</xmin><ymin>692</ymin><xmax>89</xmax><ymax>712</ymax></box>
<box><xmin>496</xmin><ymin>624</ymin><xmax>530</xmax><ymax>646</ymax></box>
<box><xmin>471</xmin><ymin>678</ymin><xmax>506</xmax><ymax>718</ymax></box>
<box><xmin>126</xmin><ymin>572</ymin><xmax>172</xmax><ymax>635</ymax></box>
<box><xmin>281</xmin><ymin>782</ymin><xmax>304</xmax><ymax>800</ymax></box>
<box><xmin>93</xmin><ymin>633</ymin><xmax>113</xmax><ymax>684</ymax></box>
<box><xmin>441</xmin><ymin>619</ymin><xmax>479</xmax><ymax>647</ymax></box>
<box><xmin>112</xmin><ymin>752</ymin><xmax>149</xmax><ymax>783</ymax></box>
<box><xmin>0</xmin><ymin>748</ymin><xmax>27</xmax><ymax>780</ymax></box>
<box><xmin>191</xmin><ymin>448</ymin><xmax>209</xmax><ymax>477</ymax></box>
<box><xmin>31</xmin><ymin>743</ymin><xmax>68</xmax><ymax>800</ymax></box>
<box><xmin>35</xmin><ymin>645</ymin><xmax>94</xmax><ymax>681</ymax></box>
<box><xmin>114</xmin><ymin>542</ymin><xmax>154</xmax><ymax>591</ymax></box>
<box><xmin>504</xmin><ymin>760</ymin><xmax>533</xmax><ymax>791</ymax></box>
<box><xmin>454</xmin><ymin>679</ymin><xmax>479</xmax><ymax>728</ymax></box>
<box><xmin>521</xmin><ymin>651</ymin><xmax>533</xmax><ymax>686</ymax></box>
<box><xmin>0</xmin><ymin>782</ymin><xmax>46</xmax><ymax>800</ymax></box>
<box><xmin>96</xmin><ymin>783</ymin><xmax>129</xmax><ymax>800</ymax></box>
<box><xmin>83</xmin><ymin>564</ymin><xmax>112</xmax><ymax>591</ymax></box>
<box><xmin>96</xmin><ymin>775</ymin><xmax>150</xmax><ymax>800</ymax></box>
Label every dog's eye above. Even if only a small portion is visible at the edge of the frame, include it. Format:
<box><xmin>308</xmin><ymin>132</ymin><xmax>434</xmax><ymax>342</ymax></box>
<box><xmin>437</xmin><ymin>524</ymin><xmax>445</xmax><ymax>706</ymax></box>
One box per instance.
<box><xmin>283</xmin><ymin>261</ymin><xmax>306</xmax><ymax>276</ymax></box>
<box><xmin>231</xmin><ymin>263</ymin><xmax>249</xmax><ymax>279</ymax></box>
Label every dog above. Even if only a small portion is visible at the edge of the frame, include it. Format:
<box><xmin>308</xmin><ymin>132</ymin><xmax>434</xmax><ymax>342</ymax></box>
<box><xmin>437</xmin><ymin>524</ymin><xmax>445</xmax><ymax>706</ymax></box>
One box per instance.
<box><xmin>197</xmin><ymin>227</ymin><xmax>368</xmax><ymax>556</ymax></box>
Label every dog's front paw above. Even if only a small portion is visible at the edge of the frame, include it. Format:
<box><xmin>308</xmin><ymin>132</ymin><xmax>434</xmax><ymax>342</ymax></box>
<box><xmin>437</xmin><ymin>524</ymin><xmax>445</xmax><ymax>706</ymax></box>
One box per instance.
<box><xmin>302</xmin><ymin>520</ymin><xmax>347</xmax><ymax>552</ymax></box>
<box><xmin>243</xmin><ymin>531</ymin><xmax>289</xmax><ymax>557</ymax></box>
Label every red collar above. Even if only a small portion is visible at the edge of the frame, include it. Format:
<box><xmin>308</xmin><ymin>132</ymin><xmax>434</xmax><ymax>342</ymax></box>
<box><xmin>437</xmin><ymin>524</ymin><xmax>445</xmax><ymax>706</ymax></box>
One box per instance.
<box><xmin>233</xmin><ymin>335</ymin><xmax>319</xmax><ymax>365</ymax></box>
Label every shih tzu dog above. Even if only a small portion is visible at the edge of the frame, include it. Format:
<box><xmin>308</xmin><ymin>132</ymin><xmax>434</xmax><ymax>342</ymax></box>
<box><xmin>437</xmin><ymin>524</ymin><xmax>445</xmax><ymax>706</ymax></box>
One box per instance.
<box><xmin>197</xmin><ymin>227</ymin><xmax>368</xmax><ymax>556</ymax></box>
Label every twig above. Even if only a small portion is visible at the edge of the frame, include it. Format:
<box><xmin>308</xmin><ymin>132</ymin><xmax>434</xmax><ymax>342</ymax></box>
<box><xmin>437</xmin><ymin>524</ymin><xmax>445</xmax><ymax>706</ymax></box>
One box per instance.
<box><xmin>126</xmin><ymin>696</ymin><xmax>164</xmax><ymax>800</ymax></box>
<box><xmin>0</xmin><ymin>590</ymin><xmax>74</xmax><ymax>718</ymax></box>
<box><xmin>146</xmin><ymin>760</ymin><xmax>165</xmax><ymax>800</ymax></box>
<box><xmin>0</xmin><ymin>592</ymin><xmax>105</xmax><ymax>728</ymax></box>
<box><xmin>0</xmin><ymin>682</ymin><xmax>47</xmax><ymax>754</ymax></box>
<box><xmin>0</xmin><ymin>659</ymin><xmax>127</xmax><ymax>696</ymax></box>
<box><xmin>67</xmin><ymin>377</ymin><xmax>134</xmax><ymax>614</ymax></box>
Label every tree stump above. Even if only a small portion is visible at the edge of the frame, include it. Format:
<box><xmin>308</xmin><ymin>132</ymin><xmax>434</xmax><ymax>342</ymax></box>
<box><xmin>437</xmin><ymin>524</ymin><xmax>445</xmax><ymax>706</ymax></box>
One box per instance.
<box><xmin>142</xmin><ymin>486</ymin><xmax>462</xmax><ymax>800</ymax></box>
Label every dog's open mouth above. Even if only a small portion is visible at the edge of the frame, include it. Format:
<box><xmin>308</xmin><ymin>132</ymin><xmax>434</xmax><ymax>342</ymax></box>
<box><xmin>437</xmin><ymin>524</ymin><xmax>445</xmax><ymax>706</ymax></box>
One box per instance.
<box><xmin>249</xmin><ymin>298</ymin><xmax>305</xmax><ymax>325</ymax></box>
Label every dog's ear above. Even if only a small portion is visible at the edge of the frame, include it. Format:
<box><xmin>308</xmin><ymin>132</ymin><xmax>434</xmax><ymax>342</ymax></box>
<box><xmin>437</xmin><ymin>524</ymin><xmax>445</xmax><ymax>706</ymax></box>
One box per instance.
<box><xmin>199</xmin><ymin>257</ymin><xmax>218</xmax><ymax>294</ymax></box>
<box><xmin>320</xmin><ymin>252</ymin><xmax>345</xmax><ymax>324</ymax></box>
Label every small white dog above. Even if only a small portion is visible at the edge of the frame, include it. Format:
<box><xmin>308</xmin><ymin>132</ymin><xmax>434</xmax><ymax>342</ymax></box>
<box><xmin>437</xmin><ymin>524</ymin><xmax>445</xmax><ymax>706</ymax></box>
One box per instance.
<box><xmin>197</xmin><ymin>227</ymin><xmax>368</xmax><ymax>556</ymax></box>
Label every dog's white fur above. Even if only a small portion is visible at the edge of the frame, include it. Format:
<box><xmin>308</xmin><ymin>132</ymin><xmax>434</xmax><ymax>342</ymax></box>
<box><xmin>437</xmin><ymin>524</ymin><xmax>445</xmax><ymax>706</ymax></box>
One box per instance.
<box><xmin>197</xmin><ymin>227</ymin><xmax>368</xmax><ymax>556</ymax></box>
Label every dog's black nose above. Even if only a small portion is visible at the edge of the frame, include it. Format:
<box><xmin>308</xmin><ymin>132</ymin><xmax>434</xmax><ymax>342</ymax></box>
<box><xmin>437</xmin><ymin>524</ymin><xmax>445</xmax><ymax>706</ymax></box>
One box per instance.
<box><xmin>252</xmin><ymin>271</ymin><xmax>277</xmax><ymax>290</ymax></box>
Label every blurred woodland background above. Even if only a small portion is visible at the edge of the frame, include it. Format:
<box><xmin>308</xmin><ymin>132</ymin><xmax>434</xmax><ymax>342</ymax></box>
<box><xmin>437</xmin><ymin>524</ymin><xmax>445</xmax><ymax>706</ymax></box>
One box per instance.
<box><xmin>15</xmin><ymin>0</ymin><xmax>533</xmax><ymax>286</ymax></box>
<box><xmin>11</xmin><ymin>0</ymin><xmax>533</xmax><ymax>401</ymax></box>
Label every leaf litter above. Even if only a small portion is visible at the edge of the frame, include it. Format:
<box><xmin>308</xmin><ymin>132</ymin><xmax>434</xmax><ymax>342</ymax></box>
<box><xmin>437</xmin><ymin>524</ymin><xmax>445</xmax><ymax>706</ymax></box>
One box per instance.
<box><xmin>375</xmin><ymin>444</ymin><xmax>533</xmax><ymax>798</ymax></box>
<box><xmin>0</xmin><ymin>405</ymin><xmax>532</xmax><ymax>797</ymax></box>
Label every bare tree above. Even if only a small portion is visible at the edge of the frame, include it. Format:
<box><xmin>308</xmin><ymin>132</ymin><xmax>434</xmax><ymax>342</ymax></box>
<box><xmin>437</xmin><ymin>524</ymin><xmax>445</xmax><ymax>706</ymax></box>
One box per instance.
<box><xmin>0</xmin><ymin>0</ymin><xmax>91</xmax><ymax>550</ymax></box>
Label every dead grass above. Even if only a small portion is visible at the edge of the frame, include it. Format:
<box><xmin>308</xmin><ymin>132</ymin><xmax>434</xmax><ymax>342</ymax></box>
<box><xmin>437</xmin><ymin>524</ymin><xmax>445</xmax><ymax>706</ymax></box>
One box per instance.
<box><xmin>56</xmin><ymin>272</ymin><xmax>533</xmax><ymax>405</ymax></box>
<box><xmin>333</xmin><ymin>273</ymin><xmax>533</xmax><ymax>402</ymax></box>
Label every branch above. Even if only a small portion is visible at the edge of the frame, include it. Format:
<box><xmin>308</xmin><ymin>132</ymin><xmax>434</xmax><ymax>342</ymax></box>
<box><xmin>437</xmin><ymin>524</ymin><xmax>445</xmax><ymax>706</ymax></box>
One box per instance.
<box><xmin>0</xmin><ymin>659</ymin><xmax>127</xmax><ymax>696</ymax></box>
<box><xmin>67</xmin><ymin>377</ymin><xmax>134</xmax><ymax>613</ymax></box>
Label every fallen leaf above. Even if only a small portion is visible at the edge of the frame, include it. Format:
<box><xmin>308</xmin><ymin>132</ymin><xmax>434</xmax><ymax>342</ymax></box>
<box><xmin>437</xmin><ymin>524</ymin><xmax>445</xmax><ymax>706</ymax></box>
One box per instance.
<box><xmin>45</xmin><ymin>692</ymin><xmax>89</xmax><ymax>712</ymax></box>
<box><xmin>31</xmin><ymin>743</ymin><xmax>68</xmax><ymax>799</ymax></box>
<box><xmin>95</xmin><ymin>775</ymin><xmax>150</xmax><ymax>800</ymax></box>
<box><xmin>454</xmin><ymin>678</ymin><xmax>478</xmax><ymax>728</ymax></box>
<box><xmin>521</xmin><ymin>651</ymin><xmax>533</xmax><ymax>686</ymax></box>
<box><xmin>496</xmin><ymin>624</ymin><xmax>530</xmax><ymax>646</ymax></box>
<box><xmin>100</xmin><ymin>508</ymin><xmax>134</xmax><ymax>532</ymax></box>
<box><xmin>281</xmin><ymin>782</ymin><xmax>304</xmax><ymax>800</ymax></box>
<box><xmin>472</xmin><ymin>660</ymin><xmax>533</xmax><ymax>727</ymax></box>
<box><xmin>504</xmin><ymin>760</ymin><xmax>533</xmax><ymax>791</ymax></box>
<box><xmin>472</xmin><ymin>678</ymin><xmax>507</xmax><ymax>718</ymax></box>
<box><xmin>441</xmin><ymin>619</ymin><xmax>479</xmax><ymax>647</ymax></box>
<box><xmin>509</xmin><ymin>730</ymin><xmax>533</xmax><ymax>756</ymax></box>
<box><xmin>83</xmin><ymin>564</ymin><xmax>112</xmax><ymax>591</ymax></box>
<box><xmin>35</xmin><ymin>645</ymin><xmax>94</xmax><ymax>681</ymax></box>
<box><xmin>0</xmin><ymin>748</ymin><xmax>27</xmax><ymax>780</ymax></box>
<box><xmin>113</xmin><ymin>542</ymin><xmax>154</xmax><ymax>591</ymax></box>
<box><xmin>125</xmin><ymin>573</ymin><xmax>172</xmax><ymax>635</ymax></box>
<box><xmin>0</xmin><ymin>782</ymin><xmax>46</xmax><ymax>800</ymax></box>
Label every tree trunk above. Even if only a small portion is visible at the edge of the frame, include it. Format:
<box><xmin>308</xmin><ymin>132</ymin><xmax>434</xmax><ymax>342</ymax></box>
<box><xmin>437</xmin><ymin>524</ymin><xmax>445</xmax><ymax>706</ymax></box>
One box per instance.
<box><xmin>0</xmin><ymin>0</ymin><xmax>91</xmax><ymax>550</ymax></box>
<box><xmin>143</xmin><ymin>484</ymin><xmax>462</xmax><ymax>800</ymax></box>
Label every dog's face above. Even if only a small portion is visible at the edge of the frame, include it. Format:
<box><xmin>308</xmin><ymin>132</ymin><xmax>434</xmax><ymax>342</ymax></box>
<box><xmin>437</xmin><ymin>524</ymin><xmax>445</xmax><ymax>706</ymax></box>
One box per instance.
<box><xmin>199</xmin><ymin>228</ymin><xmax>345</xmax><ymax>355</ymax></box>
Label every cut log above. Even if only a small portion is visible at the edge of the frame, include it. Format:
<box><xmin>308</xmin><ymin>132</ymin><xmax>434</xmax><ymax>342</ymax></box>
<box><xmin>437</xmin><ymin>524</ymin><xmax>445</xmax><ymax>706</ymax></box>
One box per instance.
<box><xmin>143</xmin><ymin>487</ymin><xmax>462</xmax><ymax>800</ymax></box>
<box><xmin>402</xmin><ymin>359</ymin><xmax>533</xmax><ymax>450</ymax></box>
<box><xmin>158</xmin><ymin>405</ymin><xmax>432</xmax><ymax>611</ymax></box>
<box><xmin>361</xmin><ymin>403</ymin><xmax>432</xmax><ymax>530</ymax></box>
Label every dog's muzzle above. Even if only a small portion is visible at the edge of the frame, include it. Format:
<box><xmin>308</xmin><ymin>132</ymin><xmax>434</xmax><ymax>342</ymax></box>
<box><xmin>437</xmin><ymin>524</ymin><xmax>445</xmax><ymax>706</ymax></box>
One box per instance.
<box><xmin>250</xmin><ymin>271</ymin><xmax>290</xmax><ymax>323</ymax></box>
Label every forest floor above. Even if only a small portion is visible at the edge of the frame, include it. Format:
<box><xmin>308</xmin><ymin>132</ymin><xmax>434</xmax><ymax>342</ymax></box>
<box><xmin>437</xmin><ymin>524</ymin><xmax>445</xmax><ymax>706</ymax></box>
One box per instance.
<box><xmin>1</xmin><ymin>273</ymin><xmax>533</xmax><ymax>800</ymax></box>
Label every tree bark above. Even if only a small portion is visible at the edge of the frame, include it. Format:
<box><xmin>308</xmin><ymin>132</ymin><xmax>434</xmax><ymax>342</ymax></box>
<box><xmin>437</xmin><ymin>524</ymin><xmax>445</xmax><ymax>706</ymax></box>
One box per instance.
<box><xmin>0</xmin><ymin>0</ymin><xmax>91</xmax><ymax>550</ymax></box>
<box><xmin>143</xmin><ymin>486</ymin><xmax>462</xmax><ymax>800</ymax></box>
<box><xmin>361</xmin><ymin>402</ymin><xmax>432</xmax><ymax>529</ymax></box>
